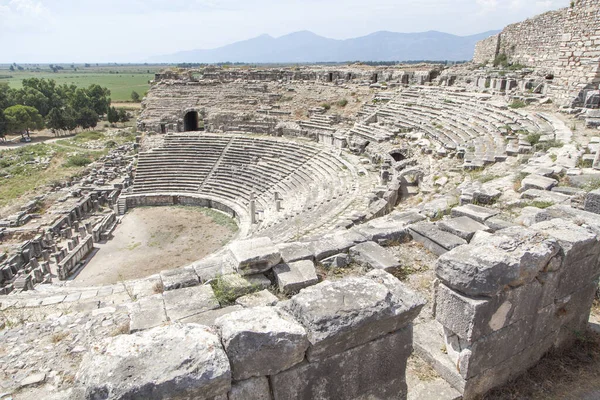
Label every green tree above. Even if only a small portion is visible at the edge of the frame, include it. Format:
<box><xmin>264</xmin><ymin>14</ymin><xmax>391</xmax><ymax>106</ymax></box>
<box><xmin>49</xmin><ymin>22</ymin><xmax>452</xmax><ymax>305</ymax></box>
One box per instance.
<box><xmin>131</xmin><ymin>90</ymin><xmax>140</xmax><ymax>102</ymax></box>
<box><xmin>107</xmin><ymin>106</ymin><xmax>119</xmax><ymax>124</ymax></box>
<box><xmin>9</xmin><ymin>65</ymin><xmax>14</xmax><ymax>72</ymax></box>
<box><xmin>46</xmin><ymin>108</ymin><xmax>66</xmax><ymax>133</ymax></box>
<box><xmin>86</xmin><ymin>84</ymin><xmax>111</xmax><ymax>115</ymax></box>
<box><xmin>76</xmin><ymin>108</ymin><xmax>98</xmax><ymax>129</ymax></box>
<box><xmin>4</xmin><ymin>105</ymin><xmax>44</xmax><ymax>134</ymax></box>
<box><xmin>118</xmin><ymin>108</ymin><xmax>129</xmax><ymax>122</ymax></box>
<box><xmin>0</xmin><ymin>109</ymin><xmax>7</xmax><ymax>139</ymax></box>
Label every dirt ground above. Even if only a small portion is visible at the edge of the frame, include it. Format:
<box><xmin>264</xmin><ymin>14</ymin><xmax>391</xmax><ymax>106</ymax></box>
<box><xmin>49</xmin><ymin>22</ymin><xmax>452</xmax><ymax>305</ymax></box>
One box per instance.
<box><xmin>71</xmin><ymin>206</ymin><xmax>237</xmax><ymax>286</ymax></box>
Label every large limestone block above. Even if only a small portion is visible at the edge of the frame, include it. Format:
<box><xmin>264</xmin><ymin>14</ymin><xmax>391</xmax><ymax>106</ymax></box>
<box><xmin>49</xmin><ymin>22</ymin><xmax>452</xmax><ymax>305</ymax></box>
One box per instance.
<box><xmin>584</xmin><ymin>189</ymin><xmax>600</xmax><ymax>214</ymax></box>
<box><xmin>229</xmin><ymin>237</ymin><xmax>281</xmax><ymax>275</ymax></box>
<box><xmin>535</xmin><ymin>204</ymin><xmax>600</xmax><ymax>236</ymax></box>
<box><xmin>270</xmin><ymin>326</ymin><xmax>413</xmax><ymax>400</ymax></box>
<box><xmin>273</xmin><ymin>260</ymin><xmax>319</xmax><ymax>293</ymax></box>
<box><xmin>519</xmin><ymin>174</ymin><xmax>558</xmax><ymax>192</ymax></box>
<box><xmin>349</xmin><ymin>241</ymin><xmax>400</xmax><ymax>272</ymax></box>
<box><xmin>229</xmin><ymin>377</ymin><xmax>271</xmax><ymax>400</ymax></box>
<box><xmin>281</xmin><ymin>270</ymin><xmax>425</xmax><ymax>361</ymax></box>
<box><xmin>436</xmin><ymin>227</ymin><xmax>560</xmax><ymax>296</ymax></box>
<box><xmin>437</xmin><ymin>216</ymin><xmax>491</xmax><ymax>242</ymax></box>
<box><xmin>235</xmin><ymin>289</ymin><xmax>278</xmax><ymax>307</ymax></box>
<box><xmin>409</xmin><ymin>222</ymin><xmax>467</xmax><ymax>256</ymax></box>
<box><xmin>309</xmin><ymin>230</ymin><xmax>367</xmax><ymax>261</ymax></box>
<box><xmin>128</xmin><ymin>294</ymin><xmax>167</xmax><ymax>333</ymax></box>
<box><xmin>435</xmin><ymin>281</ymin><xmax>543</xmax><ymax>344</ymax></box>
<box><xmin>276</xmin><ymin>242</ymin><xmax>314</xmax><ymax>263</ymax></box>
<box><xmin>450</xmin><ymin>204</ymin><xmax>499</xmax><ymax>223</ymax></box>
<box><xmin>530</xmin><ymin>219</ymin><xmax>600</xmax><ymax>298</ymax></box>
<box><xmin>180</xmin><ymin>305</ymin><xmax>243</xmax><ymax>326</ymax></box>
<box><xmin>159</xmin><ymin>267</ymin><xmax>199</xmax><ymax>291</ymax></box>
<box><xmin>353</xmin><ymin>211</ymin><xmax>425</xmax><ymax>244</ymax></box>
<box><xmin>215</xmin><ymin>306</ymin><xmax>309</xmax><ymax>381</ymax></box>
<box><xmin>163</xmin><ymin>284</ymin><xmax>220</xmax><ymax>321</ymax></box>
<box><xmin>76</xmin><ymin>324</ymin><xmax>231</xmax><ymax>400</ymax></box>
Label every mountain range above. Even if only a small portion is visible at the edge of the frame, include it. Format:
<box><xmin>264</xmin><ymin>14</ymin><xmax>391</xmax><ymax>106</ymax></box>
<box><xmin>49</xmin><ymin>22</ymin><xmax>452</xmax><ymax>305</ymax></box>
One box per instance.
<box><xmin>148</xmin><ymin>30</ymin><xmax>500</xmax><ymax>64</ymax></box>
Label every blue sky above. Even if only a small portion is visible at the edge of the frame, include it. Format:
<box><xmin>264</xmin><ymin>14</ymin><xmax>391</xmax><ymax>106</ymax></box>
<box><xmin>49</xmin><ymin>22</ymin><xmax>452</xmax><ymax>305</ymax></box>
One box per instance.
<box><xmin>0</xmin><ymin>0</ymin><xmax>567</xmax><ymax>63</ymax></box>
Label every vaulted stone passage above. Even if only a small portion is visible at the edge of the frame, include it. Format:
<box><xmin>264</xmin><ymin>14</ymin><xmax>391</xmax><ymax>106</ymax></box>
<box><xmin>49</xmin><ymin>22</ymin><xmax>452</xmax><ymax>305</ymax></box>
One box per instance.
<box><xmin>184</xmin><ymin>111</ymin><xmax>199</xmax><ymax>132</ymax></box>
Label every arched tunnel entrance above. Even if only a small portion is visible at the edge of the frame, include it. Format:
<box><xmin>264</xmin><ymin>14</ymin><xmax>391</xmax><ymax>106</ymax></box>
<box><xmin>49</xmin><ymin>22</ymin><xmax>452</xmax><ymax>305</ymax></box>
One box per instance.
<box><xmin>184</xmin><ymin>111</ymin><xmax>199</xmax><ymax>132</ymax></box>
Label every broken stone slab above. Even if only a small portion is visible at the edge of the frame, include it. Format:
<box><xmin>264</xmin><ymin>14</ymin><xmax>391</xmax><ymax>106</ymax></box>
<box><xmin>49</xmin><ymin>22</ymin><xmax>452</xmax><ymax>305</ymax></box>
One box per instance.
<box><xmin>159</xmin><ymin>267</ymin><xmax>199</xmax><ymax>291</ymax></box>
<box><xmin>280</xmin><ymin>270</ymin><xmax>425</xmax><ymax>361</ymax></box>
<box><xmin>321</xmin><ymin>253</ymin><xmax>349</xmax><ymax>268</ymax></box>
<box><xmin>534</xmin><ymin>204</ymin><xmax>600</xmax><ymax>236</ymax></box>
<box><xmin>180</xmin><ymin>305</ymin><xmax>243</xmax><ymax>326</ymax></box>
<box><xmin>584</xmin><ymin>189</ymin><xmax>600</xmax><ymax>215</ymax></box>
<box><xmin>228</xmin><ymin>237</ymin><xmax>281</xmax><ymax>275</ymax></box>
<box><xmin>451</xmin><ymin>204</ymin><xmax>500</xmax><ymax>223</ymax></box>
<box><xmin>435</xmin><ymin>227</ymin><xmax>560</xmax><ymax>297</ymax></box>
<box><xmin>215</xmin><ymin>274</ymin><xmax>272</xmax><ymax>304</ymax></box>
<box><xmin>235</xmin><ymin>289</ymin><xmax>279</xmax><ymax>308</ymax></box>
<box><xmin>521</xmin><ymin>189</ymin><xmax>570</xmax><ymax>204</ymax></box>
<box><xmin>418</xmin><ymin>196</ymin><xmax>459</xmax><ymax>219</ymax></box>
<box><xmin>75</xmin><ymin>324</ymin><xmax>231</xmax><ymax>400</ymax></box>
<box><xmin>408</xmin><ymin>222</ymin><xmax>467</xmax><ymax>256</ymax></box>
<box><xmin>270</xmin><ymin>326</ymin><xmax>412</xmax><ymax>400</ymax></box>
<box><xmin>229</xmin><ymin>377</ymin><xmax>271</xmax><ymax>400</ymax></box>
<box><xmin>273</xmin><ymin>260</ymin><xmax>319</xmax><ymax>293</ymax></box>
<box><xmin>349</xmin><ymin>241</ymin><xmax>400</xmax><ymax>271</ymax></box>
<box><xmin>353</xmin><ymin>210</ymin><xmax>425</xmax><ymax>244</ymax></box>
<box><xmin>519</xmin><ymin>174</ymin><xmax>558</xmax><ymax>192</ymax></box>
<box><xmin>437</xmin><ymin>216</ymin><xmax>491</xmax><ymax>242</ymax></box>
<box><xmin>191</xmin><ymin>254</ymin><xmax>229</xmax><ymax>282</ymax></box>
<box><xmin>19</xmin><ymin>372</ymin><xmax>46</xmax><ymax>388</ymax></box>
<box><xmin>215</xmin><ymin>306</ymin><xmax>309</xmax><ymax>381</ymax></box>
<box><xmin>128</xmin><ymin>294</ymin><xmax>167</xmax><ymax>333</ymax></box>
<box><xmin>163</xmin><ymin>285</ymin><xmax>220</xmax><ymax>321</ymax></box>
<box><xmin>276</xmin><ymin>242</ymin><xmax>314</xmax><ymax>263</ymax></box>
<box><xmin>309</xmin><ymin>230</ymin><xmax>367</xmax><ymax>261</ymax></box>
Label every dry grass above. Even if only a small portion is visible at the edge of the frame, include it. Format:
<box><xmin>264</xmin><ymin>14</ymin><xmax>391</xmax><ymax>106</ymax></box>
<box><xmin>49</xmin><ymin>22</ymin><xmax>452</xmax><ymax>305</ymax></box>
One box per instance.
<box><xmin>408</xmin><ymin>354</ymin><xmax>438</xmax><ymax>382</ymax></box>
<box><xmin>51</xmin><ymin>331</ymin><xmax>69</xmax><ymax>343</ymax></box>
<box><xmin>482</xmin><ymin>331</ymin><xmax>600</xmax><ymax>400</ymax></box>
<box><xmin>110</xmin><ymin>321</ymin><xmax>131</xmax><ymax>337</ymax></box>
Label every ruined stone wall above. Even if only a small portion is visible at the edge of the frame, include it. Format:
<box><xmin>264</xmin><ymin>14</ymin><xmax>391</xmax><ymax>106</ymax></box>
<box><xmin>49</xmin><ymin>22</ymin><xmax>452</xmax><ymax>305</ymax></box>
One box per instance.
<box><xmin>499</xmin><ymin>9</ymin><xmax>566</xmax><ymax>70</ymax></box>
<box><xmin>431</xmin><ymin>219</ymin><xmax>600</xmax><ymax>399</ymax></box>
<box><xmin>554</xmin><ymin>0</ymin><xmax>600</xmax><ymax>107</ymax></box>
<box><xmin>473</xmin><ymin>34</ymin><xmax>500</xmax><ymax>65</ymax></box>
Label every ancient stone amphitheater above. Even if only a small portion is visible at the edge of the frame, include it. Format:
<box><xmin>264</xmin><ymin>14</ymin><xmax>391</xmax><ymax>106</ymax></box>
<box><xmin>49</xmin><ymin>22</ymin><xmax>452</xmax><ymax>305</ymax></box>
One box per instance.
<box><xmin>1</xmin><ymin>2</ymin><xmax>600</xmax><ymax>399</ymax></box>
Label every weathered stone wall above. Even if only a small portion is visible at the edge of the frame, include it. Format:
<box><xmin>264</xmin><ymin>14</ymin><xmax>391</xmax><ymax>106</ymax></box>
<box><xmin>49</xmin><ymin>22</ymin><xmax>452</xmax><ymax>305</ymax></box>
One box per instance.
<box><xmin>554</xmin><ymin>0</ymin><xmax>600</xmax><ymax>107</ymax></box>
<box><xmin>473</xmin><ymin>34</ymin><xmax>500</xmax><ymax>65</ymax></box>
<box><xmin>75</xmin><ymin>270</ymin><xmax>425</xmax><ymax>400</ymax></box>
<box><xmin>431</xmin><ymin>219</ymin><xmax>600</xmax><ymax>399</ymax></box>
<box><xmin>57</xmin><ymin>235</ymin><xmax>94</xmax><ymax>280</ymax></box>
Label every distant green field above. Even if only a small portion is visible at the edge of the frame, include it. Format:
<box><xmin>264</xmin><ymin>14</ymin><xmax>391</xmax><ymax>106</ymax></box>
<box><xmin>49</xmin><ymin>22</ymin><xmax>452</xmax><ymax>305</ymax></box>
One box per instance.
<box><xmin>0</xmin><ymin>65</ymin><xmax>168</xmax><ymax>102</ymax></box>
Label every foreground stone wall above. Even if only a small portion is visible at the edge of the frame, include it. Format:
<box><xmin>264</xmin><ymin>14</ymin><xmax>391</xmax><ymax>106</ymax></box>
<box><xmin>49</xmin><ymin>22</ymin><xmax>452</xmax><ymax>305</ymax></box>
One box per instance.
<box><xmin>75</xmin><ymin>270</ymin><xmax>425</xmax><ymax>400</ymax></box>
<box><xmin>431</xmin><ymin>219</ymin><xmax>600</xmax><ymax>399</ymax></box>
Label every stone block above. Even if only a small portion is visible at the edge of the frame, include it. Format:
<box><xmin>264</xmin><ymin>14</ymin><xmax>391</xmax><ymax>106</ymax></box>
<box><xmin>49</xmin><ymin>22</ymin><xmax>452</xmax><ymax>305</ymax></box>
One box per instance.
<box><xmin>229</xmin><ymin>377</ymin><xmax>271</xmax><ymax>400</ymax></box>
<box><xmin>281</xmin><ymin>271</ymin><xmax>425</xmax><ymax>361</ymax></box>
<box><xmin>273</xmin><ymin>260</ymin><xmax>319</xmax><ymax>293</ymax></box>
<box><xmin>519</xmin><ymin>174</ymin><xmax>558</xmax><ymax>192</ymax></box>
<box><xmin>530</xmin><ymin>219</ymin><xmax>600</xmax><ymax>298</ymax></box>
<box><xmin>192</xmin><ymin>254</ymin><xmax>227</xmax><ymax>282</ymax></box>
<box><xmin>180</xmin><ymin>305</ymin><xmax>243</xmax><ymax>326</ymax></box>
<box><xmin>570</xmin><ymin>185</ymin><xmax>600</xmax><ymax>221</ymax></box>
<box><xmin>159</xmin><ymin>267</ymin><xmax>199</xmax><ymax>291</ymax></box>
<box><xmin>436</xmin><ymin>227</ymin><xmax>559</xmax><ymax>296</ymax></box>
<box><xmin>484</xmin><ymin>217</ymin><xmax>517</xmax><ymax>231</ymax></box>
<box><xmin>163</xmin><ymin>285</ymin><xmax>220</xmax><ymax>321</ymax></box>
<box><xmin>76</xmin><ymin>324</ymin><xmax>231</xmax><ymax>400</ymax></box>
<box><xmin>321</xmin><ymin>253</ymin><xmax>349</xmax><ymax>268</ymax></box>
<box><xmin>520</xmin><ymin>189</ymin><xmax>570</xmax><ymax>204</ymax></box>
<box><xmin>408</xmin><ymin>222</ymin><xmax>467</xmax><ymax>256</ymax></box>
<box><xmin>217</xmin><ymin>274</ymin><xmax>272</xmax><ymax>304</ymax></box>
<box><xmin>276</xmin><ymin>242</ymin><xmax>314</xmax><ymax>263</ymax></box>
<box><xmin>349</xmin><ymin>241</ymin><xmax>400</xmax><ymax>271</ymax></box>
<box><xmin>435</xmin><ymin>281</ymin><xmax>543</xmax><ymax>344</ymax></box>
<box><xmin>437</xmin><ymin>216</ymin><xmax>491</xmax><ymax>242</ymax></box>
<box><xmin>216</xmin><ymin>307</ymin><xmax>309</xmax><ymax>381</ymax></box>
<box><xmin>229</xmin><ymin>237</ymin><xmax>281</xmax><ymax>275</ymax></box>
<box><xmin>353</xmin><ymin>210</ymin><xmax>425</xmax><ymax>244</ymax></box>
<box><xmin>451</xmin><ymin>205</ymin><xmax>498</xmax><ymax>225</ymax></box>
<box><xmin>235</xmin><ymin>289</ymin><xmax>279</xmax><ymax>307</ymax></box>
<box><xmin>309</xmin><ymin>230</ymin><xmax>367</xmax><ymax>261</ymax></box>
<box><xmin>128</xmin><ymin>294</ymin><xmax>167</xmax><ymax>333</ymax></box>
<box><xmin>270</xmin><ymin>327</ymin><xmax>412</xmax><ymax>400</ymax></box>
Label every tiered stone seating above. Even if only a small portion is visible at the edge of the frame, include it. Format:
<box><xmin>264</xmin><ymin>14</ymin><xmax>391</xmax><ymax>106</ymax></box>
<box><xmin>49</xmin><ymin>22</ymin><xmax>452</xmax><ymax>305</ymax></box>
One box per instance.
<box><xmin>353</xmin><ymin>87</ymin><xmax>557</xmax><ymax>168</ymax></box>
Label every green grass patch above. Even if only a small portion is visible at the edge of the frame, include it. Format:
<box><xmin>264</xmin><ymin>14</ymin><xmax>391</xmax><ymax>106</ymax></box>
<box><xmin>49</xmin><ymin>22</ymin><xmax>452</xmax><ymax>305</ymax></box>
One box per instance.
<box><xmin>64</xmin><ymin>154</ymin><xmax>93</xmax><ymax>167</ymax></box>
<box><xmin>509</xmin><ymin>100</ymin><xmax>527</xmax><ymax>109</ymax></box>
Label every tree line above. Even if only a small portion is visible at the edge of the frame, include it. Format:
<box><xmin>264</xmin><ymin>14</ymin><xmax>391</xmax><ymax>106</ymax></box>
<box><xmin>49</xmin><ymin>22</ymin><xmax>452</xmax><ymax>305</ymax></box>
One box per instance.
<box><xmin>0</xmin><ymin>78</ymin><xmax>126</xmax><ymax>139</ymax></box>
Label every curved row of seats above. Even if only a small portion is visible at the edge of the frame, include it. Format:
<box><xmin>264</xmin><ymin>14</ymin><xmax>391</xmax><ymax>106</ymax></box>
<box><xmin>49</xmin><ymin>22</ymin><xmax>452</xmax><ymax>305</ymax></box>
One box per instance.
<box><xmin>133</xmin><ymin>133</ymin><xmax>374</xmax><ymax>241</ymax></box>
<box><xmin>351</xmin><ymin>86</ymin><xmax>557</xmax><ymax>168</ymax></box>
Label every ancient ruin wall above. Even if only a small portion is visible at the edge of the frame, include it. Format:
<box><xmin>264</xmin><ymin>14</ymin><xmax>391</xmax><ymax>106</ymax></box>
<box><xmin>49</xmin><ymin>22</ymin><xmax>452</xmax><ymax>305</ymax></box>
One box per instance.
<box><xmin>554</xmin><ymin>0</ymin><xmax>600</xmax><ymax>106</ymax></box>
<box><xmin>473</xmin><ymin>34</ymin><xmax>500</xmax><ymax>65</ymax></box>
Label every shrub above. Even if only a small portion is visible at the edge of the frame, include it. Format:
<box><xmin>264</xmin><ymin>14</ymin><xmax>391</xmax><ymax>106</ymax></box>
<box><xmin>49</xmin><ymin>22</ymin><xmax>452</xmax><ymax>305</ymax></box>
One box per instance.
<box><xmin>493</xmin><ymin>53</ymin><xmax>508</xmax><ymax>68</ymax></box>
<box><xmin>64</xmin><ymin>154</ymin><xmax>92</xmax><ymax>167</ymax></box>
<box><xmin>337</xmin><ymin>99</ymin><xmax>348</xmax><ymax>107</ymax></box>
<box><xmin>509</xmin><ymin>100</ymin><xmax>527</xmax><ymax>109</ymax></box>
<box><xmin>320</xmin><ymin>103</ymin><xmax>331</xmax><ymax>110</ymax></box>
